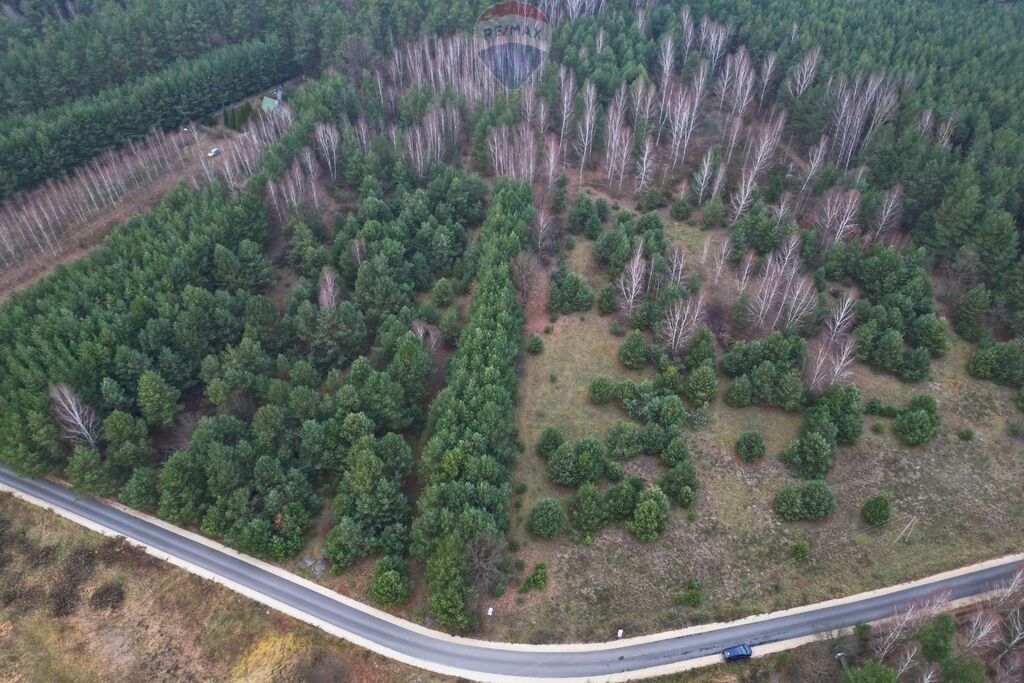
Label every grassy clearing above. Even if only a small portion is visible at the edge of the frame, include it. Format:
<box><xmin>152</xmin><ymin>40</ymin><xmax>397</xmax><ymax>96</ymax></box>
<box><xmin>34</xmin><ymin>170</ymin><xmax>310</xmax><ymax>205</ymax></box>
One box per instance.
<box><xmin>482</xmin><ymin>208</ymin><xmax>1024</xmax><ymax>645</ymax></box>
<box><xmin>0</xmin><ymin>494</ymin><xmax>447</xmax><ymax>682</ymax></box>
<box><xmin>513</xmin><ymin>239</ymin><xmax>651</xmax><ymax>510</ymax></box>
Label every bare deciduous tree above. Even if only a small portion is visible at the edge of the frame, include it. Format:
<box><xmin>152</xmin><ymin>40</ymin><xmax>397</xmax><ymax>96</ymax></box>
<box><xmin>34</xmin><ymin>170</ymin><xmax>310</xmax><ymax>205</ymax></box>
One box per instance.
<box><xmin>667</xmin><ymin>244</ymin><xmax>688</xmax><ymax>285</ymax></box>
<box><xmin>313</xmin><ymin>122</ymin><xmax>341</xmax><ymax>183</ymax></box>
<box><xmin>319</xmin><ymin>267</ymin><xmax>338</xmax><ymax>311</ymax></box>
<box><xmin>299</xmin><ymin>147</ymin><xmax>320</xmax><ymax>209</ymax></box>
<box><xmin>532</xmin><ymin>206</ymin><xmax>554</xmax><ymax>253</ymax></box>
<box><xmin>822</xmin><ymin>189</ymin><xmax>862</xmax><ymax>247</ymax></box>
<box><xmin>893</xmin><ymin>644</ymin><xmax>919</xmax><ymax>677</ymax></box>
<box><xmin>786</xmin><ymin>46</ymin><xmax>821</xmax><ymax>99</ymax></box>
<box><xmin>693</xmin><ymin>148</ymin><xmax>716</xmax><ymax>205</ymax></box>
<box><xmin>543</xmin><ymin>133</ymin><xmax>561</xmax><ymax>192</ymax></box>
<box><xmin>660</xmin><ymin>294</ymin><xmax>706</xmax><ymax>355</ymax></box>
<box><xmin>713</xmin><ymin>237</ymin><xmax>730</xmax><ymax>283</ymax></box>
<box><xmin>50</xmin><ymin>383</ymin><xmax>99</xmax><ymax>449</ymax></box>
<box><xmin>668</xmin><ymin>87</ymin><xmax>701</xmax><ymax>172</ymax></box>
<box><xmin>558</xmin><ymin>66</ymin><xmax>578</xmax><ymax>158</ymax></box>
<box><xmin>635</xmin><ymin>135</ymin><xmax>657</xmax><ymax>196</ymax></box>
<box><xmin>729</xmin><ymin>167</ymin><xmax>757</xmax><ymax>224</ymax></box>
<box><xmin>872</xmin><ymin>592</ymin><xmax>951</xmax><ymax>661</ymax></box>
<box><xmin>871</xmin><ymin>185</ymin><xmax>903</xmax><ymax>244</ymax></box>
<box><xmin>736</xmin><ymin>251</ymin><xmax>756</xmax><ymax>292</ymax></box>
<box><xmin>489</xmin><ymin>122</ymin><xmax>537</xmax><ymax>182</ymax></box>
<box><xmin>958</xmin><ymin>609</ymin><xmax>1001</xmax><ymax>655</ymax></box>
<box><xmin>757</xmin><ymin>51</ymin><xmax>778</xmax><ymax>112</ymax></box>
<box><xmin>656</xmin><ymin>35</ymin><xmax>676</xmax><ymax>144</ymax></box>
<box><xmin>617</xmin><ymin>240</ymin><xmax>648</xmax><ymax>316</ymax></box>
<box><xmin>576</xmin><ymin>81</ymin><xmax>599</xmax><ymax>186</ymax></box>
<box><xmin>700</xmin><ymin>233</ymin><xmax>713</xmax><ymax>265</ymax></box>
<box><xmin>796</xmin><ymin>134</ymin><xmax>830</xmax><ymax>214</ymax></box>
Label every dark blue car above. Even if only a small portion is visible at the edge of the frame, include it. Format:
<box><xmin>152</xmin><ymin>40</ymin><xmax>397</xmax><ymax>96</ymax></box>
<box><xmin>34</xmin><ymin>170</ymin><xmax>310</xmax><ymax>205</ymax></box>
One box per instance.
<box><xmin>722</xmin><ymin>644</ymin><xmax>753</xmax><ymax>662</ymax></box>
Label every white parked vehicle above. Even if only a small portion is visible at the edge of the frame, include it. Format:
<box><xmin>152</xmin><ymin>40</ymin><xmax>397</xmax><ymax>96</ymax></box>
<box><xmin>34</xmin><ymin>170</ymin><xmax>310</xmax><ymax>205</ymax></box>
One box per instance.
<box><xmin>207</xmin><ymin>147</ymin><xmax>221</xmax><ymax>158</ymax></box>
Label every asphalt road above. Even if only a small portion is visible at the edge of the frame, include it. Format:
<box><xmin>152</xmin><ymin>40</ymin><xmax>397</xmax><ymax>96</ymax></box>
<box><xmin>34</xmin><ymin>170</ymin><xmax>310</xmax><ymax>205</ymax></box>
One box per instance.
<box><xmin>1</xmin><ymin>464</ymin><xmax>1020</xmax><ymax>681</ymax></box>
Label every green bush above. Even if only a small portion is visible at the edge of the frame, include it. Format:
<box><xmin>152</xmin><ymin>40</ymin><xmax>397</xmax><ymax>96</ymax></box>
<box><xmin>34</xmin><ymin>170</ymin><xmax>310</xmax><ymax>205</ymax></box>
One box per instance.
<box><xmin>527</xmin><ymin>498</ymin><xmax>567</xmax><ymax>539</ymax></box>
<box><xmin>864</xmin><ymin>398</ymin><xmax>899</xmax><ymax>418</ymax></box>
<box><xmin>701</xmin><ymin>195</ymin><xmax>725</xmax><ymax>229</ymax></box>
<box><xmin>639</xmin><ymin>422</ymin><xmax>668</xmax><ymax>455</ymax></box>
<box><xmin>661</xmin><ymin>437</ymin><xmax>690</xmax><ymax>467</ymax></box>
<box><xmin>684</xmin><ymin>364</ymin><xmax>718</xmax><ymax>408</ymax></box>
<box><xmin>938</xmin><ymin>656</ymin><xmax>986</xmax><ymax>683</ymax></box>
<box><xmin>872</xmin><ymin>421</ymin><xmax>886</xmax><ymax>434</ymax></box>
<box><xmin>860</xmin><ymin>495</ymin><xmax>891</xmax><ymax>527</ymax></box>
<box><xmin>589</xmin><ymin>376</ymin><xmax>616</xmax><ymax>404</ymax></box>
<box><xmin>894</xmin><ymin>408</ymin><xmax>939</xmax><ymax>445</ymax></box>
<box><xmin>527</xmin><ymin>334</ymin><xmax>544</xmax><ymax>354</ymax></box>
<box><xmin>605</xmin><ymin>421</ymin><xmax>643</xmax><ymax>460</ymax></box>
<box><xmin>957</xmin><ymin>428</ymin><xmax>974</xmax><ymax>441</ymax></box>
<box><xmin>780</xmin><ymin>431</ymin><xmax>835</xmax><ymax>479</ymax></box>
<box><xmin>659</xmin><ymin>461</ymin><xmax>699</xmax><ymax>507</ymax></box>
<box><xmin>670</xmin><ymin>197</ymin><xmax>692</xmax><ymax>221</ymax></box>
<box><xmin>773</xmin><ymin>481</ymin><xmax>836</xmax><ymax>521</ymax></box>
<box><xmin>604</xmin><ymin>482</ymin><xmax>639</xmax><ymax>520</ymax></box>
<box><xmin>637</xmin><ymin>187</ymin><xmax>668</xmax><ymax>212</ymax></box>
<box><xmin>610</xmin><ymin>320</ymin><xmax>626</xmax><ymax>337</ymax></box>
<box><xmin>618</xmin><ymin>331</ymin><xmax>649</xmax><ymax>370</ymax></box>
<box><xmin>605</xmin><ymin>460</ymin><xmax>625</xmax><ymax>482</ymax></box>
<box><xmin>627</xmin><ymin>486</ymin><xmax>670</xmax><ymax>541</ymax></box>
<box><xmin>597</xmin><ymin>284</ymin><xmax>619</xmax><ymax>315</ymax></box>
<box><xmin>119</xmin><ymin>467</ymin><xmax>160</xmax><ymax>509</ymax></box>
<box><xmin>680</xmin><ymin>579</ymin><xmax>702</xmax><ymax>607</ymax></box>
<box><xmin>790</xmin><ymin>540</ymin><xmax>810</xmax><ymax>561</ymax></box>
<box><xmin>724</xmin><ymin>375</ymin><xmax>753</xmax><ymax>407</ymax></box>
<box><xmin>548</xmin><ymin>269</ymin><xmax>594</xmax><ymax>314</ymax></box>
<box><xmin>736</xmin><ymin>432</ymin><xmax>766</xmax><ymax>462</ymax></box>
<box><xmin>547</xmin><ymin>439</ymin><xmax>604</xmax><ymax>487</ymax></box>
<box><xmin>432</xmin><ymin>278</ymin><xmax>455</xmax><ymax>307</ymax></box>
<box><xmin>520</xmin><ymin>563</ymin><xmax>547</xmax><ymax>592</ymax></box>
<box><xmin>536</xmin><ymin>427</ymin><xmax>565</xmax><ymax>459</ymax></box>
<box><xmin>570</xmin><ymin>483</ymin><xmax>607</xmax><ymax>533</ymax></box>
<box><xmin>844</xmin><ymin>661</ymin><xmax>898</xmax><ymax>683</ymax></box>
<box><xmin>369</xmin><ymin>556</ymin><xmax>411</xmax><ymax>606</ymax></box>
<box><xmin>918</xmin><ymin>613</ymin><xmax>956</xmax><ymax>662</ymax></box>
<box><xmin>953</xmin><ymin>285</ymin><xmax>990</xmax><ymax>343</ymax></box>
<box><xmin>568</xmin><ymin>195</ymin><xmax>599</xmax><ymax>235</ymax></box>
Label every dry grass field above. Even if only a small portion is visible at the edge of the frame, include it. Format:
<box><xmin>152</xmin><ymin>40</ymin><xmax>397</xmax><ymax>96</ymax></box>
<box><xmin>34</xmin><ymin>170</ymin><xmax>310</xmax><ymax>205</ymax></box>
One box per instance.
<box><xmin>476</xmin><ymin>212</ymin><xmax>1024</xmax><ymax>644</ymax></box>
<box><xmin>0</xmin><ymin>493</ymin><xmax>447</xmax><ymax>682</ymax></box>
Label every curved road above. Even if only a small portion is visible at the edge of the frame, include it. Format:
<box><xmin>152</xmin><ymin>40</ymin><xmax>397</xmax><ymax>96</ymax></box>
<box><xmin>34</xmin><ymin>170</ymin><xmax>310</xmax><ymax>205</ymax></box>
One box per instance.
<box><xmin>1</xmin><ymin>465</ymin><xmax>1020</xmax><ymax>682</ymax></box>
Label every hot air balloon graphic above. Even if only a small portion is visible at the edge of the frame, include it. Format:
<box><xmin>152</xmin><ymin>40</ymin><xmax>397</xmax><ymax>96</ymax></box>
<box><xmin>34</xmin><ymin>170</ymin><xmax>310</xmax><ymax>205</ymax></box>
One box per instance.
<box><xmin>475</xmin><ymin>2</ymin><xmax>549</xmax><ymax>90</ymax></box>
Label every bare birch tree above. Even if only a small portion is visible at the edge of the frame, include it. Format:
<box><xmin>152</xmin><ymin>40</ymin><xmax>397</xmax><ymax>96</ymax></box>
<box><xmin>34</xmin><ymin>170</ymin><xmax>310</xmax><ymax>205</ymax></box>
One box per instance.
<box><xmin>660</xmin><ymin>295</ymin><xmax>706</xmax><ymax>355</ymax></box>
<box><xmin>786</xmin><ymin>46</ymin><xmax>821</xmax><ymax>99</ymax></box>
<box><xmin>313</xmin><ymin>122</ymin><xmax>341</xmax><ymax>183</ymax></box>
<box><xmin>617</xmin><ymin>240</ymin><xmax>648</xmax><ymax>316</ymax></box>
<box><xmin>870</xmin><ymin>185</ymin><xmax>903</xmax><ymax>244</ymax></box>
<box><xmin>50</xmin><ymin>383</ymin><xmax>99</xmax><ymax>449</ymax></box>
<box><xmin>576</xmin><ymin>81</ymin><xmax>599</xmax><ymax>186</ymax></box>
<box><xmin>319</xmin><ymin>267</ymin><xmax>338</xmax><ymax>311</ymax></box>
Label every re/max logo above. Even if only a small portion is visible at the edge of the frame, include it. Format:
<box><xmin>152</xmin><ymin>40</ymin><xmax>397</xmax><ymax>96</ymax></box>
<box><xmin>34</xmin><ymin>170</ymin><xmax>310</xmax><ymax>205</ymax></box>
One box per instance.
<box><xmin>481</xmin><ymin>23</ymin><xmax>545</xmax><ymax>40</ymax></box>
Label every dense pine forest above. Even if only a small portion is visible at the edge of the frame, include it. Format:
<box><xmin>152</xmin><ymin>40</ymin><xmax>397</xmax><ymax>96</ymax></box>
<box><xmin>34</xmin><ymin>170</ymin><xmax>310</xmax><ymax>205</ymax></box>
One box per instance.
<box><xmin>1</xmin><ymin>1</ymin><xmax>1023</xmax><ymax>675</ymax></box>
